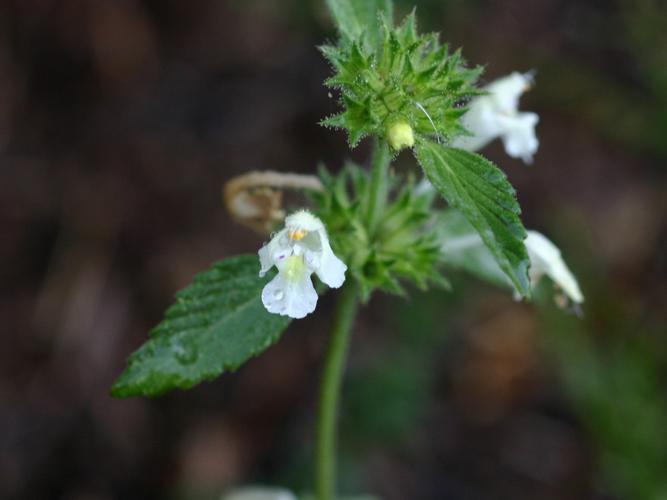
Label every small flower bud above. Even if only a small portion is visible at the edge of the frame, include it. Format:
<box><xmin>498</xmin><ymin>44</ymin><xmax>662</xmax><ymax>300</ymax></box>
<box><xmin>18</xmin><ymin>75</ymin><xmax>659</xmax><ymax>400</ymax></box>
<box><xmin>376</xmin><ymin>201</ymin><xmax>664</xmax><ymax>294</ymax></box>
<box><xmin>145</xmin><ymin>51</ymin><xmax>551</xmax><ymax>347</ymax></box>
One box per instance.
<box><xmin>387</xmin><ymin>121</ymin><xmax>415</xmax><ymax>150</ymax></box>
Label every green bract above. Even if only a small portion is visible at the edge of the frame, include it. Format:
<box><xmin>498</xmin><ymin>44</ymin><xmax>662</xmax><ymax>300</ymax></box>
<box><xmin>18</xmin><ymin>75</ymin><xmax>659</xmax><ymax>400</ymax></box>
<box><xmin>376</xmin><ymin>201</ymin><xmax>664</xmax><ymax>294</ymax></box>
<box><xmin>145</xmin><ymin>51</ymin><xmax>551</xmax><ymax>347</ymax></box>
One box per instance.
<box><xmin>311</xmin><ymin>163</ymin><xmax>448</xmax><ymax>300</ymax></box>
<box><xmin>320</xmin><ymin>11</ymin><xmax>482</xmax><ymax>148</ymax></box>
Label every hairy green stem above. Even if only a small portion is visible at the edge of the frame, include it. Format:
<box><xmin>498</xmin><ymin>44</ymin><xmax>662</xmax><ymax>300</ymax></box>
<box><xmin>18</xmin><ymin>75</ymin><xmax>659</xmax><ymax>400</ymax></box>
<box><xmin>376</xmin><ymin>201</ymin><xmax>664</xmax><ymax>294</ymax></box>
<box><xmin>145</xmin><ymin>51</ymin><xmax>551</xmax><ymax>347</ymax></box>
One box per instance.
<box><xmin>315</xmin><ymin>282</ymin><xmax>359</xmax><ymax>500</ymax></box>
<box><xmin>365</xmin><ymin>139</ymin><xmax>390</xmax><ymax>235</ymax></box>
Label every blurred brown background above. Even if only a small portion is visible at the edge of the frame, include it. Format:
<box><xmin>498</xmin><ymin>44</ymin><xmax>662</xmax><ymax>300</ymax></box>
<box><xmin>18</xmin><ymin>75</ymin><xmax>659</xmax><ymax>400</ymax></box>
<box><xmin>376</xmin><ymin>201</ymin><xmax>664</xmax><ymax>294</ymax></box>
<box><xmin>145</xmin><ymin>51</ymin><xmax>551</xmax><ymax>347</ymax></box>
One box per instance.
<box><xmin>1</xmin><ymin>1</ymin><xmax>666</xmax><ymax>499</ymax></box>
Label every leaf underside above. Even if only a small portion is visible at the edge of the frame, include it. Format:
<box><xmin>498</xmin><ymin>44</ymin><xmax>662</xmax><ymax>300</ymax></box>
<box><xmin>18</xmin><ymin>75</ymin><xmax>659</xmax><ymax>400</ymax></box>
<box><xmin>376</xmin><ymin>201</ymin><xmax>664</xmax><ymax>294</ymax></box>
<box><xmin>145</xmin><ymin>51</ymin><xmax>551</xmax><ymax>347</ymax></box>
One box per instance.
<box><xmin>415</xmin><ymin>142</ymin><xmax>531</xmax><ymax>296</ymax></box>
<box><xmin>111</xmin><ymin>255</ymin><xmax>291</xmax><ymax>398</ymax></box>
<box><xmin>436</xmin><ymin>208</ymin><xmax>514</xmax><ymax>289</ymax></box>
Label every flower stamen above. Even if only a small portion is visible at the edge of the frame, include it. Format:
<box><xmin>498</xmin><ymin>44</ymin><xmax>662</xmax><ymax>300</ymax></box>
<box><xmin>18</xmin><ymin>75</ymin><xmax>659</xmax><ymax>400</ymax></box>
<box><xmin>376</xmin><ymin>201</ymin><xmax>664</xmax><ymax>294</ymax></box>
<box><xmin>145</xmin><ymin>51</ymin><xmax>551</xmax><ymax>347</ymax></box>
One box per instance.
<box><xmin>289</xmin><ymin>229</ymin><xmax>307</xmax><ymax>241</ymax></box>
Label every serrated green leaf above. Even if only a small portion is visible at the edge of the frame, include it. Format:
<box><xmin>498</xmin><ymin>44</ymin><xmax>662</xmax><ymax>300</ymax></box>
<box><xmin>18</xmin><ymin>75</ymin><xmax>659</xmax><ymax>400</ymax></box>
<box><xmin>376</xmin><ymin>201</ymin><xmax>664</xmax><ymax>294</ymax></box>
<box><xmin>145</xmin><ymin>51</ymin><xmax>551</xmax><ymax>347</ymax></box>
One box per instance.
<box><xmin>415</xmin><ymin>142</ymin><xmax>531</xmax><ymax>296</ymax></box>
<box><xmin>111</xmin><ymin>255</ymin><xmax>291</xmax><ymax>398</ymax></box>
<box><xmin>325</xmin><ymin>0</ymin><xmax>393</xmax><ymax>50</ymax></box>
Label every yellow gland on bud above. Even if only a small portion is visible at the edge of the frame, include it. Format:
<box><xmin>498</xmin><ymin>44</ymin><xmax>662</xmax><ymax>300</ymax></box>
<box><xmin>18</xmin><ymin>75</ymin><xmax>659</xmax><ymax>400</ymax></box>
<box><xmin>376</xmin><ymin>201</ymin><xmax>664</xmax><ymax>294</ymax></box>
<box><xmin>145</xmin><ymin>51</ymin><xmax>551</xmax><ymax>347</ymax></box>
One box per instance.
<box><xmin>387</xmin><ymin>121</ymin><xmax>415</xmax><ymax>151</ymax></box>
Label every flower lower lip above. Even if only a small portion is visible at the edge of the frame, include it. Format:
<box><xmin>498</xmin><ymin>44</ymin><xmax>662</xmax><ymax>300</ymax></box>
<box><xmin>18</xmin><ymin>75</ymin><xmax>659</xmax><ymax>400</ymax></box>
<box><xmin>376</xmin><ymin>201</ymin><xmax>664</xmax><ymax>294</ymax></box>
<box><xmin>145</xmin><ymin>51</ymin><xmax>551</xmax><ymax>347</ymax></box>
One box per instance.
<box><xmin>284</xmin><ymin>255</ymin><xmax>306</xmax><ymax>281</ymax></box>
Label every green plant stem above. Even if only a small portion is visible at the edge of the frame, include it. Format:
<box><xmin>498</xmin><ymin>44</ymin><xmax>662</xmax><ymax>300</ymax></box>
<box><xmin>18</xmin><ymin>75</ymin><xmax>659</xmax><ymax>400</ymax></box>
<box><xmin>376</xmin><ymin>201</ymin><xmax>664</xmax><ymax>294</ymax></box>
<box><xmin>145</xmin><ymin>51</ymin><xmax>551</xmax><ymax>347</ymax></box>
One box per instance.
<box><xmin>365</xmin><ymin>139</ymin><xmax>390</xmax><ymax>235</ymax></box>
<box><xmin>315</xmin><ymin>282</ymin><xmax>359</xmax><ymax>500</ymax></box>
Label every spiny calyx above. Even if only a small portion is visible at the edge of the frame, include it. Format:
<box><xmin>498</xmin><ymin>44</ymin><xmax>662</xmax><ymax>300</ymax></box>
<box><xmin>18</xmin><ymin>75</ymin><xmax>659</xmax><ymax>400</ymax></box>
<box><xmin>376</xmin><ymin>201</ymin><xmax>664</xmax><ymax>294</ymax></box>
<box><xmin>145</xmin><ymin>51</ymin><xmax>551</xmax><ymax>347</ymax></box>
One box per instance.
<box><xmin>320</xmin><ymin>11</ymin><xmax>482</xmax><ymax>148</ymax></box>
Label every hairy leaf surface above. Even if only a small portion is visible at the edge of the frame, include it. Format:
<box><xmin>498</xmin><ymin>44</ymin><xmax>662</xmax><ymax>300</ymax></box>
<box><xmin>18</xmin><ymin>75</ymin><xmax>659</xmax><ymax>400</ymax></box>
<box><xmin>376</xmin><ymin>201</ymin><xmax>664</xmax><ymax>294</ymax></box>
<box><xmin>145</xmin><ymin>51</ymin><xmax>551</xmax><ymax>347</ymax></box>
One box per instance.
<box><xmin>416</xmin><ymin>142</ymin><xmax>531</xmax><ymax>296</ymax></box>
<box><xmin>112</xmin><ymin>255</ymin><xmax>291</xmax><ymax>398</ymax></box>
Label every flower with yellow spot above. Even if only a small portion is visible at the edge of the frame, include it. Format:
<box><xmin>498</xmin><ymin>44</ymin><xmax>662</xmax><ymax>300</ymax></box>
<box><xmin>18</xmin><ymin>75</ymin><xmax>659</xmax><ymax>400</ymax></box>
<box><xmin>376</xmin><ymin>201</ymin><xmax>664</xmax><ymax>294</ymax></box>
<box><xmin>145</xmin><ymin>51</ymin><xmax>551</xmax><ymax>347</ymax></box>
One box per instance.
<box><xmin>258</xmin><ymin>210</ymin><xmax>347</xmax><ymax>319</ymax></box>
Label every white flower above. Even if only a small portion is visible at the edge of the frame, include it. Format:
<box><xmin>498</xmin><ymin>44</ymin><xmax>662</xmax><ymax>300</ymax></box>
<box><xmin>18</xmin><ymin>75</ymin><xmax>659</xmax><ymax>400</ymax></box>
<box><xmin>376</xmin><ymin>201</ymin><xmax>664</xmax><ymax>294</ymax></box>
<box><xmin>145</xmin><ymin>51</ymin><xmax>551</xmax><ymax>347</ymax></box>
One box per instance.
<box><xmin>221</xmin><ymin>487</ymin><xmax>297</xmax><ymax>500</ymax></box>
<box><xmin>525</xmin><ymin>230</ymin><xmax>584</xmax><ymax>304</ymax></box>
<box><xmin>438</xmin><ymin>210</ymin><xmax>583</xmax><ymax>307</ymax></box>
<box><xmin>258</xmin><ymin>210</ymin><xmax>347</xmax><ymax>319</ymax></box>
<box><xmin>454</xmin><ymin>71</ymin><xmax>539</xmax><ymax>164</ymax></box>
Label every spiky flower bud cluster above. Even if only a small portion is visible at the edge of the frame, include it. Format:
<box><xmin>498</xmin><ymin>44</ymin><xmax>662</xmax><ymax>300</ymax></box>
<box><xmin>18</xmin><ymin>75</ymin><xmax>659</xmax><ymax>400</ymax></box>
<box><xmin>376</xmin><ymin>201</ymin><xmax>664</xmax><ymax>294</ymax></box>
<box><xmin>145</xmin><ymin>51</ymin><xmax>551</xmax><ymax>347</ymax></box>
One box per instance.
<box><xmin>310</xmin><ymin>163</ymin><xmax>448</xmax><ymax>300</ymax></box>
<box><xmin>320</xmin><ymin>11</ymin><xmax>482</xmax><ymax>148</ymax></box>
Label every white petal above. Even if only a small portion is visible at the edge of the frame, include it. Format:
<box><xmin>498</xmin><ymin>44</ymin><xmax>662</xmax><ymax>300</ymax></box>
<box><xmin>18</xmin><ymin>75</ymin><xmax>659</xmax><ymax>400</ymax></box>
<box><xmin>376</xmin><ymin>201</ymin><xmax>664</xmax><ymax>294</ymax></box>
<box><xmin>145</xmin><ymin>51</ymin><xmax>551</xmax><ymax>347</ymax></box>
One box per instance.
<box><xmin>314</xmin><ymin>228</ymin><xmax>347</xmax><ymax>288</ymax></box>
<box><xmin>261</xmin><ymin>272</ymin><xmax>318</xmax><ymax>319</ymax></box>
<box><xmin>258</xmin><ymin>229</ymin><xmax>288</xmax><ymax>277</ymax></box>
<box><xmin>525</xmin><ymin>231</ymin><xmax>584</xmax><ymax>304</ymax></box>
<box><xmin>302</xmin><ymin>248</ymin><xmax>321</xmax><ymax>270</ymax></box>
<box><xmin>454</xmin><ymin>72</ymin><xmax>538</xmax><ymax>164</ymax></box>
<box><xmin>222</xmin><ymin>487</ymin><xmax>297</xmax><ymax>500</ymax></box>
<box><xmin>497</xmin><ymin>112</ymin><xmax>539</xmax><ymax>163</ymax></box>
<box><xmin>258</xmin><ymin>245</ymin><xmax>272</xmax><ymax>277</ymax></box>
<box><xmin>453</xmin><ymin>98</ymin><xmax>502</xmax><ymax>152</ymax></box>
<box><xmin>486</xmin><ymin>71</ymin><xmax>532</xmax><ymax>114</ymax></box>
<box><xmin>316</xmin><ymin>247</ymin><xmax>347</xmax><ymax>288</ymax></box>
